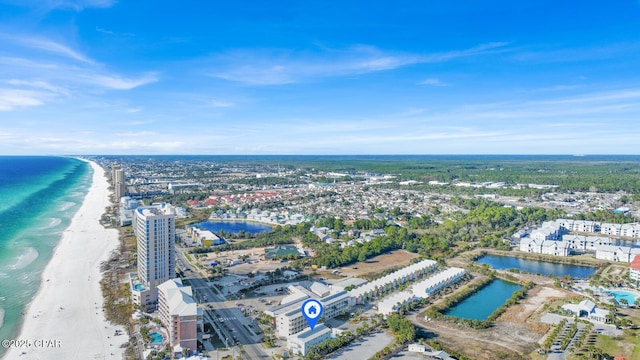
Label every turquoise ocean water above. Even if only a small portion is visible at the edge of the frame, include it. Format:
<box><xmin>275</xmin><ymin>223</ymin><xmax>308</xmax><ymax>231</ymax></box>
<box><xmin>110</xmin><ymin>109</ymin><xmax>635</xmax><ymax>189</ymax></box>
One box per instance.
<box><xmin>0</xmin><ymin>157</ymin><xmax>90</xmax><ymax>357</ymax></box>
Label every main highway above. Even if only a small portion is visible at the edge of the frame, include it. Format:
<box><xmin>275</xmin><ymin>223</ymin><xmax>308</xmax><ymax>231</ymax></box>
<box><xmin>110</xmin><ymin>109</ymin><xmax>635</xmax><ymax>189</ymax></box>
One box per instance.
<box><xmin>176</xmin><ymin>247</ymin><xmax>268</xmax><ymax>359</ymax></box>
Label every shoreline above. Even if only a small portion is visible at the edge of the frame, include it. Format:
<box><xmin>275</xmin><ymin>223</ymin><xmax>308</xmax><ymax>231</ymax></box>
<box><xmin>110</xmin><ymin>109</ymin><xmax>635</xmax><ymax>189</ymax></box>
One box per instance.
<box><xmin>475</xmin><ymin>248</ymin><xmax>606</xmax><ymax>268</ymax></box>
<box><xmin>205</xmin><ymin>217</ymin><xmax>278</xmax><ymax>226</ymax></box>
<box><xmin>3</xmin><ymin>160</ymin><xmax>128</xmax><ymax>360</ymax></box>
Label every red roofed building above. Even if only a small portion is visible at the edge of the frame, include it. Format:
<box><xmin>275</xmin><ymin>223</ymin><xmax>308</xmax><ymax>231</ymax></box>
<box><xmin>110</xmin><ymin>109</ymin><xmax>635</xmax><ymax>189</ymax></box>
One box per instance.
<box><xmin>203</xmin><ymin>198</ymin><xmax>218</xmax><ymax>206</ymax></box>
<box><xmin>630</xmin><ymin>254</ymin><xmax>640</xmax><ymax>285</ymax></box>
<box><xmin>187</xmin><ymin>199</ymin><xmax>199</xmax><ymax>207</ymax></box>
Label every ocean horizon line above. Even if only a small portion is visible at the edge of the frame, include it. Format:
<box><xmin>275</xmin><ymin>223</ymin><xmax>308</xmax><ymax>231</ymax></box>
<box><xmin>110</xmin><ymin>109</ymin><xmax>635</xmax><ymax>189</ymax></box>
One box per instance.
<box><xmin>2</xmin><ymin>153</ymin><xmax>640</xmax><ymax>157</ymax></box>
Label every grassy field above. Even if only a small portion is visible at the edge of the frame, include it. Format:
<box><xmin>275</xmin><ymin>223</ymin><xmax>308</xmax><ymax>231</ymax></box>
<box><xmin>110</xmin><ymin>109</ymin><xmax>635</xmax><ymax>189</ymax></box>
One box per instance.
<box><xmin>594</xmin><ymin>328</ymin><xmax>640</xmax><ymax>359</ymax></box>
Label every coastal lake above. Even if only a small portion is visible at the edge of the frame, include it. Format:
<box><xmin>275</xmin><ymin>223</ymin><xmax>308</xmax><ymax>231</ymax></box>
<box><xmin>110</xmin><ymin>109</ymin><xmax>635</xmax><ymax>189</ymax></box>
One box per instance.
<box><xmin>444</xmin><ymin>279</ymin><xmax>522</xmax><ymax>321</ymax></box>
<box><xmin>476</xmin><ymin>254</ymin><xmax>596</xmax><ymax>278</ymax></box>
<box><xmin>195</xmin><ymin>220</ymin><xmax>273</xmax><ymax>235</ymax></box>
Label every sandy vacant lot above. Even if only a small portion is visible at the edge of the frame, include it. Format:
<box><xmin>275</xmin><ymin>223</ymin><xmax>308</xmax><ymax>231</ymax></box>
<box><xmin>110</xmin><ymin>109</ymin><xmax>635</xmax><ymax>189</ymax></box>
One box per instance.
<box><xmin>334</xmin><ymin>250</ymin><xmax>420</xmax><ymax>279</ymax></box>
<box><xmin>415</xmin><ymin>284</ymin><xmax>577</xmax><ymax>360</ymax></box>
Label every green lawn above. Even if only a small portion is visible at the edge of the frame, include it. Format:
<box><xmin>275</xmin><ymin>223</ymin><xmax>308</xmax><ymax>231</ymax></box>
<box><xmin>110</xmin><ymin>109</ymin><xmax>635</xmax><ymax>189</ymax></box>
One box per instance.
<box><xmin>595</xmin><ymin>328</ymin><xmax>640</xmax><ymax>359</ymax></box>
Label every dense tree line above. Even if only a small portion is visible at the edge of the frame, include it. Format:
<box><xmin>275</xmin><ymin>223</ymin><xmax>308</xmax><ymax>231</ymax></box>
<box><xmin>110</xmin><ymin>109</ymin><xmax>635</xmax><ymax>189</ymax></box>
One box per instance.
<box><xmin>294</xmin><ymin>199</ymin><xmax>567</xmax><ymax>268</ymax></box>
<box><xmin>189</xmin><ymin>223</ymin><xmax>312</xmax><ymax>254</ymax></box>
<box><xmin>573</xmin><ymin>209</ymin><xmax>637</xmax><ymax>224</ymax></box>
<box><xmin>385</xmin><ymin>313</ymin><xmax>417</xmax><ymax>344</ymax></box>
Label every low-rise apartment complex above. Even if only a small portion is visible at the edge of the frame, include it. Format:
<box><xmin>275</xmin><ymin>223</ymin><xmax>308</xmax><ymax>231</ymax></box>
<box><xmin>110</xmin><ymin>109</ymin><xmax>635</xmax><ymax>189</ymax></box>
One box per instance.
<box><xmin>266</xmin><ymin>283</ymin><xmax>352</xmax><ymax>338</ymax></box>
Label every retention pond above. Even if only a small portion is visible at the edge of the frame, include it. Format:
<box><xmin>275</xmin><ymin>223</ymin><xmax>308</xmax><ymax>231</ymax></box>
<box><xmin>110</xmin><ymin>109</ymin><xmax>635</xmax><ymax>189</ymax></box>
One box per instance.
<box><xmin>476</xmin><ymin>254</ymin><xmax>596</xmax><ymax>278</ymax></box>
<box><xmin>195</xmin><ymin>220</ymin><xmax>273</xmax><ymax>235</ymax></box>
<box><xmin>444</xmin><ymin>279</ymin><xmax>522</xmax><ymax>321</ymax></box>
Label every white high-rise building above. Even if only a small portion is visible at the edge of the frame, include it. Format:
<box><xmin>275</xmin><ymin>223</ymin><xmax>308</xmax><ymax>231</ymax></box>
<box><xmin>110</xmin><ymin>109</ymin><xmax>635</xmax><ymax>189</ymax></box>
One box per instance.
<box><xmin>114</xmin><ymin>167</ymin><xmax>126</xmax><ymax>200</ymax></box>
<box><xmin>131</xmin><ymin>203</ymin><xmax>176</xmax><ymax>310</ymax></box>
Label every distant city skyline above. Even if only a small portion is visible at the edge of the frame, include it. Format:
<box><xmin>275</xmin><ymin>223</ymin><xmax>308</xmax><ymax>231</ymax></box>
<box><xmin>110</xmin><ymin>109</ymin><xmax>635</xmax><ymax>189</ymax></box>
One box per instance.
<box><xmin>1</xmin><ymin>1</ymin><xmax>640</xmax><ymax>155</ymax></box>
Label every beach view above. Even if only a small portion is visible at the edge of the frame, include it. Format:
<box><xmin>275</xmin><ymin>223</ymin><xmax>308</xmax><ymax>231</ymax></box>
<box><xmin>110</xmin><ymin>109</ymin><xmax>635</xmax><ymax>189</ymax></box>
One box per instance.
<box><xmin>1</xmin><ymin>1</ymin><xmax>640</xmax><ymax>360</ymax></box>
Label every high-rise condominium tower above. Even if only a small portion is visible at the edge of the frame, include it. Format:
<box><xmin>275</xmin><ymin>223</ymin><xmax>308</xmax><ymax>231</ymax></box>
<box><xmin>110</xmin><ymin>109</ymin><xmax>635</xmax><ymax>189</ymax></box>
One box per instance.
<box><xmin>133</xmin><ymin>203</ymin><xmax>176</xmax><ymax>308</ymax></box>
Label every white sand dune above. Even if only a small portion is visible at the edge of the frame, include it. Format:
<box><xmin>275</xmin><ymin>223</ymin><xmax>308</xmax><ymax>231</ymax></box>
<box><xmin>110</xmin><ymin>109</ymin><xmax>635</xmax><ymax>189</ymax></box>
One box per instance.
<box><xmin>3</xmin><ymin>160</ymin><xmax>129</xmax><ymax>360</ymax></box>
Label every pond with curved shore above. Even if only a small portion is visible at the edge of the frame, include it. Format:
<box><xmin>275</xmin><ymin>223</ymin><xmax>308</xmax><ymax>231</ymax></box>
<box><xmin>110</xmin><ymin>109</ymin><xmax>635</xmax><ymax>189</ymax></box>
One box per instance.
<box><xmin>476</xmin><ymin>254</ymin><xmax>597</xmax><ymax>278</ymax></box>
<box><xmin>195</xmin><ymin>220</ymin><xmax>273</xmax><ymax>234</ymax></box>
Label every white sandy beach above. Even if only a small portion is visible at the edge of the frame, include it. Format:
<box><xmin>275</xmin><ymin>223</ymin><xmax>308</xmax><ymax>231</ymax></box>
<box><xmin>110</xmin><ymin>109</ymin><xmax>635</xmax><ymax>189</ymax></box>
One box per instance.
<box><xmin>3</xmin><ymin>161</ymin><xmax>129</xmax><ymax>360</ymax></box>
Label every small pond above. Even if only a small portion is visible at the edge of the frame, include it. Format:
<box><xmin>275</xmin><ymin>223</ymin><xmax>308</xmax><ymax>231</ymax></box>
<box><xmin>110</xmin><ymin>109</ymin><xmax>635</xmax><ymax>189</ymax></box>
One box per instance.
<box><xmin>444</xmin><ymin>279</ymin><xmax>522</xmax><ymax>321</ymax></box>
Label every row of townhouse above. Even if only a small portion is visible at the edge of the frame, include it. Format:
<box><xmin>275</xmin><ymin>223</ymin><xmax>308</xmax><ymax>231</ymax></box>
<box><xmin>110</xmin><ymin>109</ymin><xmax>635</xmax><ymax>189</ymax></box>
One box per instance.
<box><xmin>562</xmin><ymin>234</ymin><xmax>629</xmax><ymax>252</ymax></box>
<box><xmin>601</xmin><ymin>223</ymin><xmax>640</xmax><ymax>238</ymax></box>
<box><xmin>554</xmin><ymin>219</ymin><xmax>640</xmax><ymax>238</ymax></box>
<box><xmin>595</xmin><ymin>244</ymin><xmax>640</xmax><ymax>263</ymax></box>
<box><xmin>519</xmin><ymin>238</ymin><xmax>572</xmax><ymax>256</ymax></box>
<box><xmin>529</xmin><ymin>221</ymin><xmax>567</xmax><ymax>242</ymax></box>
<box><xmin>349</xmin><ymin>259</ymin><xmax>438</xmax><ymax>304</ymax></box>
<box><xmin>376</xmin><ymin>267</ymin><xmax>466</xmax><ymax>316</ymax></box>
<box><xmin>555</xmin><ymin>219</ymin><xmax>600</xmax><ymax>233</ymax></box>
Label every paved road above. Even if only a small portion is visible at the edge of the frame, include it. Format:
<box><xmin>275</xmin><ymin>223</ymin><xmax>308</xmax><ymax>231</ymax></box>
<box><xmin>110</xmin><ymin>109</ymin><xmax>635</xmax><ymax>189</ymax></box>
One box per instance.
<box><xmin>177</xmin><ymin>248</ymin><xmax>268</xmax><ymax>359</ymax></box>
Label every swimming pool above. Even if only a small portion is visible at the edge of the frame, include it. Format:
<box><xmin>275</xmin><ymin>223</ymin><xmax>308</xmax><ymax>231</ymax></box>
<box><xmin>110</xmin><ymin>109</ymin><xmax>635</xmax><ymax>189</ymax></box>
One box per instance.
<box><xmin>149</xmin><ymin>332</ymin><xmax>163</xmax><ymax>345</ymax></box>
<box><xmin>605</xmin><ymin>289</ymin><xmax>639</xmax><ymax>305</ymax></box>
<box><xmin>133</xmin><ymin>283</ymin><xmax>145</xmax><ymax>291</ymax></box>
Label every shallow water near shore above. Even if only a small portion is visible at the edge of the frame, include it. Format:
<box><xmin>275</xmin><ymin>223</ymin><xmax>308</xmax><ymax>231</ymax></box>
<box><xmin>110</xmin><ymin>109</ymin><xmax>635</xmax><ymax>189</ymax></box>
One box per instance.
<box><xmin>0</xmin><ymin>157</ymin><xmax>90</xmax><ymax>357</ymax></box>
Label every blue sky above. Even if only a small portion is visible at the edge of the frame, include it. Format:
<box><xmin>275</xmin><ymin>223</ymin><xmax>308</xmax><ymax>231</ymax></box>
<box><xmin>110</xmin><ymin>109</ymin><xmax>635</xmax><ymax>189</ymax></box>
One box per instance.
<box><xmin>1</xmin><ymin>0</ymin><xmax>640</xmax><ymax>155</ymax></box>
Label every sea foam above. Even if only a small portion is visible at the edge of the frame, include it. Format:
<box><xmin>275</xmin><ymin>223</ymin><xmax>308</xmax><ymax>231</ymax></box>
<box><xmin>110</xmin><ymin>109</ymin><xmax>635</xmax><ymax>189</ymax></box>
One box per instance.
<box><xmin>41</xmin><ymin>217</ymin><xmax>62</xmax><ymax>230</ymax></box>
<box><xmin>58</xmin><ymin>201</ymin><xmax>76</xmax><ymax>211</ymax></box>
<box><xmin>9</xmin><ymin>247</ymin><xmax>39</xmax><ymax>270</ymax></box>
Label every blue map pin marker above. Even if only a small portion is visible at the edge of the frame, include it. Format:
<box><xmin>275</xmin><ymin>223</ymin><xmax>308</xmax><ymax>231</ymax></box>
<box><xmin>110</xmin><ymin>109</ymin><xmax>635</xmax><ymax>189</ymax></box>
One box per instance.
<box><xmin>301</xmin><ymin>298</ymin><xmax>324</xmax><ymax>331</ymax></box>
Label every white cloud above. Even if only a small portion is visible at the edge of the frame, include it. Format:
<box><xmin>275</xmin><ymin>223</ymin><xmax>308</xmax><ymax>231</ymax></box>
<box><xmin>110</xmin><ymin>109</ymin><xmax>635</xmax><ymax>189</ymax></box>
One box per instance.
<box><xmin>109</xmin><ymin>140</ymin><xmax>185</xmax><ymax>151</ymax></box>
<box><xmin>0</xmin><ymin>34</ymin><xmax>158</xmax><ymax>111</ymax></box>
<box><xmin>6</xmin><ymin>0</ymin><xmax>116</xmax><ymax>11</ymax></box>
<box><xmin>209</xmin><ymin>42</ymin><xmax>509</xmax><ymax>85</ymax></box>
<box><xmin>210</xmin><ymin>100</ymin><xmax>236</xmax><ymax>108</ymax></box>
<box><xmin>115</xmin><ymin>131</ymin><xmax>158</xmax><ymax>137</ymax></box>
<box><xmin>512</xmin><ymin>42</ymin><xmax>640</xmax><ymax>64</ymax></box>
<box><xmin>4</xmin><ymin>79</ymin><xmax>70</xmax><ymax>96</ymax></box>
<box><xmin>9</xmin><ymin>36</ymin><xmax>95</xmax><ymax>64</ymax></box>
<box><xmin>95</xmin><ymin>26</ymin><xmax>115</xmax><ymax>35</ymax></box>
<box><xmin>86</xmin><ymin>73</ymin><xmax>158</xmax><ymax>90</ymax></box>
<box><xmin>420</xmin><ymin>78</ymin><xmax>449</xmax><ymax>87</ymax></box>
<box><xmin>0</xmin><ymin>88</ymin><xmax>49</xmax><ymax>111</ymax></box>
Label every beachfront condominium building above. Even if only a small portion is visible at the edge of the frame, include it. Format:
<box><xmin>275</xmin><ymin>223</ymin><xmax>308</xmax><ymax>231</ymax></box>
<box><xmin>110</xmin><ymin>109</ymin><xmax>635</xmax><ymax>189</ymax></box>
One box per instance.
<box><xmin>114</xmin><ymin>167</ymin><xmax>126</xmax><ymax>200</ymax></box>
<box><xmin>157</xmin><ymin>278</ymin><xmax>203</xmax><ymax>355</ymax></box>
<box><xmin>132</xmin><ymin>203</ymin><xmax>176</xmax><ymax>310</ymax></box>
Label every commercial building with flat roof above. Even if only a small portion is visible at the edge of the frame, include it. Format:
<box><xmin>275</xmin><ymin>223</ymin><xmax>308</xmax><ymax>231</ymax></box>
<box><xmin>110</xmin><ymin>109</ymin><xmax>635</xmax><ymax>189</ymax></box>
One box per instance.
<box><xmin>287</xmin><ymin>324</ymin><xmax>333</xmax><ymax>356</ymax></box>
<box><xmin>186</xmin><ymin>226</ymin><xmax>225</xmax><ymax>247</ymax></box>
<box><xmin>265</xmin><ymin>283</ymin><xmax>352</xmax><ymax>337</ymax></box>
